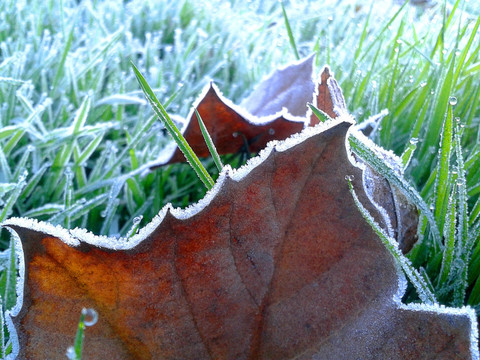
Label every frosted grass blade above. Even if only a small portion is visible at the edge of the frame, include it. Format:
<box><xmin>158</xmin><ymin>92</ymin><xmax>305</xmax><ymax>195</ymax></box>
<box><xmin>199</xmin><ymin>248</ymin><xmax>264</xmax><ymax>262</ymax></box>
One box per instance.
<box><xmin>0</xmin><ymin>174</ymin><xmax>27</xmax><ymax>222</ymax></box>
<box><xmin>436</xmin><ymin>185</ymin><xmax>456</xmax><ymax>289</ymax></box>
<box><xmin>349</xmin><ymin>132</ymin><xmax>441</xmax><ymax>247</ymax></box>
<box><xmin>131</xmin><ymin>61</ymin><xmax>214</xmax><ymax>189</ymax></box>
<box><xmin>400</xmin><ymin>138</ymin><xmax>417</xmax><ymax>170</ymax></box>
<box><xmin>72</xmin><ymin>96</ymin><xmax>91</xmax><ymax>135</ymax></box>
<box><xmin>453</xmin><ymin>124</ymin><xmax>470</xmax><ymax>306</ymax></box>
<box><xmin>281</xmin><ymin>2</ymin><xmax>299</xmax><ymax>60</ymax></box>
<box><xmin>348</xmin><ymin>179</ymin><xmax>436</xmax><ymax>304</ymax></box>
<box><xmin>195</xmin><ymin>109</ymin><xmax>223</xmax><ymax>172</ymax></box>
<box><xmin>308</xmin><ymin>103</ymin><xmax>331</xmax><ymax>123</ymax></box>
<box><xmin>433</xmin><ymin>103</ymin><xmax>453</xmax><ymax>230</ymax></box>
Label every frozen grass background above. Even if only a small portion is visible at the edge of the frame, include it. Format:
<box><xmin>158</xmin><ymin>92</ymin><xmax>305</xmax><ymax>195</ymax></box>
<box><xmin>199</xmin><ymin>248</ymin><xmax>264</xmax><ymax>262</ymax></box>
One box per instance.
<box><xmin>0</xmin><ymin>0</ymin><xmax>479</xmax><ymax>356</ymax></box>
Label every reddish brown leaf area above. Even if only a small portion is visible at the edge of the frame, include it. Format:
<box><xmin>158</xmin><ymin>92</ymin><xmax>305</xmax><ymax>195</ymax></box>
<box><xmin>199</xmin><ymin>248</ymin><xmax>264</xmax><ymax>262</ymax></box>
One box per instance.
<box><xmin>153</xmin><ymin>55</ymin><xmax>318</xmax><ymax>167</ymax></box>
<box><xmin>5</xmin><ymin>121</ymin><xmax>474</xmax><ymax>359</ymax></box>
<box><xmin>167</xmin><ymin>85</ymin><xmax>304</xmax><ymax>163</ymax></box>
<box><xmin>309</xmin><ymin>66</ymin><xmax>347</xmax><ymax>126</ymax></box>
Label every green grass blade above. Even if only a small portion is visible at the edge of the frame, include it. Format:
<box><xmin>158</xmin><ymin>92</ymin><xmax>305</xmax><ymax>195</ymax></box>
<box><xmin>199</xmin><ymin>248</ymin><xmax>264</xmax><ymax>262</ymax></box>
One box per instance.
<box><xmin>453</xmin><ymin>15</ymin><xmax>480</xmax><ymax>86</ymax></box>
<box><xmin>280</xmin><ymin>1</ymin><xmax>299</xmax><ymax>60</ymax></box>
<box><xmin>72</xmin><ymin>96</ymin><xmax>91</xmax><ymax>135</ymax></box>
<box><xmin>347</xmin><ymin>178</ymin><xmax>436</xmax><ymax>305</ymax></box>
<box><xmin>308</xmin><ymin>103</ymin><xmax>331</xmax><ymax>123</ymax></box>
<box><xmin>195</xmin><ymin>109</ymin><xmax>223</xmax><ymax>172</ymax></box>
<box><xmin>453</xmin><ymin>123</ymin><xmax>469</xmax><ymax>306</ymax></box>
<box><xmin>436</xmin><ymin>185</ymin><xmax>456</xmax><ymax>289</ymax></box>
<box><xmin>433</xmin><ymin>102</ymin><xmax>454</xmax><ymax>230</ymax></box>
<box><xmin>0</xmin><ymin>174</ymin><xmax>27</xmax><ymax>222</ymax></box>
<box><xmin>131</xmin><ymin>61</ymin><xmax>214</xmax><ymax>189</ymax></box>
<box><xmin>67</xmin><ymin>309</ymin><xmax>86</xmax><ymax>360</ymax></box>
<box><xmin>52</xmin><ymin>25</ymin><xmax>74</xmax><ymax>93</ymax></box>
<box><xmin>358</xmin><ymin>0</ymin><xmax>409</xmax><ymax>63</ymax></box>
<box><xmin>349</xmin><ymin>132</ymin><xmax>442</xmax><ymax>247</ymax></box>
<box><xmin>400</xmin><ymin>138</ymin><xmax>417</xmax><ymax>170</ymax></box>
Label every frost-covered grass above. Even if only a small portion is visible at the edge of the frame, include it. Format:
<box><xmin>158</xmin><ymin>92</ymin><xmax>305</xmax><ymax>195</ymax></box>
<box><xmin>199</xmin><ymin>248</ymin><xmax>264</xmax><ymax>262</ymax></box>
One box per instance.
<box><xmin>0</xmin><ymin>0</ymin><xmax>479</xmax><ymax>356</ymax></box>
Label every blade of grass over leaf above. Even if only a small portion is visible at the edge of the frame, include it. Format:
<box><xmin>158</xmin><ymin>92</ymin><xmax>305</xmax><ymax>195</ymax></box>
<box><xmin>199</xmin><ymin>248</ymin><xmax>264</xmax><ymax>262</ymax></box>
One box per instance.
<box><xmin>281</xmin><ymin>1</ymin><xmax>300</xmax><ymax>60</ymax></box>
<box><xmin>347</xmin><ymin>178</ymin><xmax>436</xmax><ymax>305</ymax></box>
<box><xmin>195</xmin><ymin>109</ymin><xmax>223</xmax><ymax>172</ymax></box>
<box><xmin>67</xmin><ymin>309</ymin><xmax>87</xmax><ymax>360</ymax></box>
<box><xmin>308</xmin><ymin>103</ymin><xmax>331</xmax><ymax>123</ymax></box>
<box><xmin>131</xmin><ymin>61</ymin><xmax>214</xmax><ymax>190</ymax></box>
<box><xmin>349</xmin><ymin>132</ymin><xmax>442</xmax><ymax>248</ymax></box>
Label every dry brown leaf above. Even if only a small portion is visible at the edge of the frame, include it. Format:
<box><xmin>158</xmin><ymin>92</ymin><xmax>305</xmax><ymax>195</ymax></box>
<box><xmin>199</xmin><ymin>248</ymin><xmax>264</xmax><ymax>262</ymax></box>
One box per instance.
<box><xmin>152</xmin><ymin>55</ymin><xmax>317</xmax><ymax>167</ymax></box>
<box><xmin>148</xmin><ymin>57</ymin><xmax>417</xmax><ymax>253</ymax></box>
<box><xmin>3</xmin><ymin>119</ymin><xmax>477</xmax><ymax>359</ymax></box>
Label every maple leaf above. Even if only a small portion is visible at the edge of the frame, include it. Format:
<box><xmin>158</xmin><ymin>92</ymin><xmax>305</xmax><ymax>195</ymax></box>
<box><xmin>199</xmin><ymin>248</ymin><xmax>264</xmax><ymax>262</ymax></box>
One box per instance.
<box><xmin>151</xmin><ymin>55</ymin><xmax>322</xmax><ymax>167</ymax></box>
<box><xmin>3</xmin><ymin>119</ymin><xmax>477</xmax><ymax>359</ymax></box>
<box><xmin>144</xmin><ymin>56</ymin><xmax>416</xmax><ymax>254</ymax></box>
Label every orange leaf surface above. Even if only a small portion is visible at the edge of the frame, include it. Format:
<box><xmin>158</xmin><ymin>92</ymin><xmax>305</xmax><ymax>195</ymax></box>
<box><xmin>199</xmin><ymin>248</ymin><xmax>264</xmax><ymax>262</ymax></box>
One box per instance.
<box><xmin>3</xmin><ymin>119</ymin><xmax>477</xmax><ymax>359</ymax></box>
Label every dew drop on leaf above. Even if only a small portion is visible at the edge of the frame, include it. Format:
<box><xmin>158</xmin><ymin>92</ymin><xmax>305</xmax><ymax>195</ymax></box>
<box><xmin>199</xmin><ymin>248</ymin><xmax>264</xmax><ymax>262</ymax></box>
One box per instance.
<box><xmin>66</xmin><ymin>346</ymin><xmax>76</xmax><ymax>360</ymax></box>
<box><xmin>449</xmin><ymin>96</ymin><xmax>457</xmax><ymax>106</ymax></box>
<box><xmin>82</xmin><ymin>308</ymin><xmax>98</xmax><ymax>327</ymax></box>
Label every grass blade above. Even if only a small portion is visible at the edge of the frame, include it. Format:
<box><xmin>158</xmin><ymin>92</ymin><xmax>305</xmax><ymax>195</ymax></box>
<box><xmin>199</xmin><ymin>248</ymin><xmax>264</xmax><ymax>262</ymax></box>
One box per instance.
<box><xmin>349</xmin><ymin>132</ymin><xmax>442</xmax><ymax>247</ymax></box>
<box><xmin>281</xmin><ymin>1</ymin><xmax>299</xmax><ymax>60</ymax></box>
<box><xmin>131</xmin><ymin>61</ymin><xmax>214</xmax><ymax>189</ymax></box>
<box><xmin>433</xmin><ymin>102</ymin><xmax>454</xmax><ymax>230</ymax></box>
<box><xmin>308</xmin><ymin>103</ymin><xmax>331</xmax><ymax>123</ymax></box>
<box><xmin>453</xmin><ymin>123</ymin><xmax>469</xmax><ymax>306</ymax></box>
<box><xmin>436</xmin><ymin>185</ymin><xmax>456</xmax><ymax>290</ymax></box>
<box><xmin>195</xmin><ymin>109</ymin><xmax>223</xmax><ymax>172</ymax></box>
<box><xmin>347</xmin><ymin>178</ymin><xmax>436</xmax><ymax>305</ymax></box>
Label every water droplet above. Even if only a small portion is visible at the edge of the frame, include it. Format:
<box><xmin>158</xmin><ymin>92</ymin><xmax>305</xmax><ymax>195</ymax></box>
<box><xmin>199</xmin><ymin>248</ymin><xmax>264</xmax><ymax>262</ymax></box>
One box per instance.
<box><xmin>442</xmin><ymin>49</ymin><xmax>448</xmax><ymax>55</ymax></box>
<box><xmin>27</xmin><ymin>145</ymin><xmax>35</xmax><ymax>152</ymax></box>
<box><xmin>82</xmin><ymin>308</ymin><xmax>98</xmax><ymax>327</ymax></box>
<box><xmin>268</xmin><ymin>128</ymin><xmax>275</xmax><ymax>135</ymax></box>
<box><xmin>345</xmin><ymin>175</ymin><xmax>355</xmax><ymax>181</ymax></box>
<box><xmin>430</xmin><ymin>90</ymin><xmax>435</xmax><ymax>95</ymax></box>
<box><xmin>456</xmin><ymin>178</ymin><xmax>465</xmax><ymax>186</ymax></box>
<box><xmin>455</xmin><ymin>117</ymin><xmax>461</xmax><ymax>123</ymax></box>
<box><xmin>420</xmin><ymin>82</ymin><xmax>427</xmax><ymax>87</ymax></box>
<box><xmin>394</xmin><ymin>47</ymin><xmax>399</xmax><ymax>53</ymax></box>
<box><xmin>409</xmin><ymin>138</ymin><xmax>419</xmax><ymax>145</ymax></box>
<box><xmin>100</xmin><ymin>210</ymin><xmax>107</xmax><ymax>218</ymax></box>
<box><xmin>449</xmin><ymin>96</ymin><xmax>457</xmax><ymax>105</ymax></box>
<box><xmin>232</xmin><ymin>132</ymin><xmax>239</xmax><ymax>138</ymax></box>
<box><xmin>132</xmin><ymin>216</ymin><xmax>143</xmax><ymax>225</ymax></box>
<box><xmin>328</xmin><ymin>16</ymin><xmax>333</xmax><ymax>21</ymax></box>
<box><xmin>66</xmin><ymin>346</ymin><xmax>76</xmax><ymax>359</ymax></box>
<box><xmin>429</xmin><ymin>204</ymin><xmax>434</xmax><ymax>211</ymax></box>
